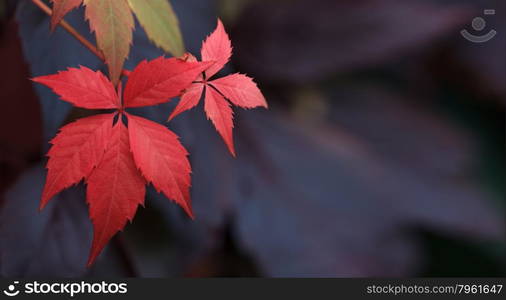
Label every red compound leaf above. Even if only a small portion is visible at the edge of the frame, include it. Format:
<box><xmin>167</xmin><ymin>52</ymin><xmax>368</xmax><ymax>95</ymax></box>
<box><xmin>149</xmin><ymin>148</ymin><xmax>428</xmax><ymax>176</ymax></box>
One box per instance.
<box><xmin>169</xmin><ymin>19</ymin><xmax>268</xmax><ymax>156</ymax></box>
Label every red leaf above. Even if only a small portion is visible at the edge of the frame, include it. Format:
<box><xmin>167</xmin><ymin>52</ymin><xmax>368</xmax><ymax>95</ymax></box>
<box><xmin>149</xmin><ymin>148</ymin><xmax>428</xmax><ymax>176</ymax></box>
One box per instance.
<box><xmin>168</xmin><ymin>21</ymin><xmax>267</xmax><ymax>156</ymax></box>
<box><xmin>41</xmin><ymin>113</ymin><xmax>115</xmax><ymax>209</ymax></box>
<box><xmin>210</xmin><ymin>74</ymin><xmax>268</xmax><ymax>108</ymax></box>
<box><xmin>127</xmin><ymin>114</ymin><xmax>193</xmax><ymax>217</ymax></box>
<box><xmin>50</xmin><ymin>0</ymin><xmax>83</xmax><ymax>31</ymax></box>
<box><xmin>167</xmin><ymin>82</ymin><xmax>204</xmax><ymax>121</ymax></box>
<box><xmin>86</xmin><ymin>119</ymin><xmax>145</xmax><ymax>266</ymax></box>
<box><xmin>201</xmin><ymin>19</ymin><xmax>232</xmax><ymax>79</ymax></box>
<box><xmin>32</xmin><ymin>66</ymin><xmax>119</xmax><ymax>109</ymax></box>
<box><xmin>204</xmin><ymin>87</ymin><xmax>235</xmax><ymax>156</ymax></box>
<box><xmin>84</xmin><ymin>0</ymin><xmax>134</xmax><ymax>85</ymax></box>
<box><xmin>123</xmin><ymin>57</ymin><xmax>212</xmax><ymax>108</ymax></box>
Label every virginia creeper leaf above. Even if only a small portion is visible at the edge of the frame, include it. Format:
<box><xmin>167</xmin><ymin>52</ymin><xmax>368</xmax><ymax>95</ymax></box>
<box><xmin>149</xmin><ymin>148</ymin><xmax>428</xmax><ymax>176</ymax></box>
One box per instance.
<box><xmin>86</xmin><ymin>119</ymin><xmax>145</xmax><ymax>266</ymax></box>
<box><xmin>50</xmin><ymin>0</ymin><xmax>83</xmax><ymax>31</ymax></box>
<box><xmin>32</xmin><ymin>66</ymin><xmax>119</xmax><ymax>109</ymax></box>
<box><xmin>41</xmin><ymin>113</ymin><xmax>115</xmax><ymax>209</ymax></box>
<box><xmin>201</xmin><ymin>19</ymin><xmax>232</xmax><ymax>79</ymax></box>
<box><xmin>169</xmin><ymin>20</ymin><xmax>267</xmax><ymax>156</ymax></box>
<box><xmin>210</xmin><ymin>74</ymin><xmax>268</xmax><ymax>109</ymax></box>
<box><xmin>84</xmin><ymin>0</ymin><xmax>134</xmax><ymax>85</ymax></box>
<box><xmin>127</xmin><ymin>0</ymin><xmax>185</xmax><ymax>57</ymax></box>
<box><xmin>127</xmin><ymin>114</ymin><xmax>193</xmax><ymax>217</ymax></box>
<box><xmin>204</xmin><ymin>87</ymin><xmax>235</xmax><ymax>156</ymax></box>
<box><xmin>123</xmin><ymin>57</ymin><xmax>212</xmax><ymax>108</ymax></box>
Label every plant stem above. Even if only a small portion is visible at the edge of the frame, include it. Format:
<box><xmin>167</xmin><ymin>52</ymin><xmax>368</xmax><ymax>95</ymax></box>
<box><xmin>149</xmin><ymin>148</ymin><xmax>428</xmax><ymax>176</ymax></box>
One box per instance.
<box><xmin>30</xmin><ymin>0</ymin><xmax>130</xmax><ymax>77</ymax></box>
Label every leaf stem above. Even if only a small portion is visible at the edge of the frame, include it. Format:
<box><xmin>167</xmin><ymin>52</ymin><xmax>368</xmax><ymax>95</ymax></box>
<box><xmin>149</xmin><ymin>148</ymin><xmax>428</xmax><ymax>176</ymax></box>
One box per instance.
<box><xmin>30</xmin><ymin>0</ymin><xmax>130</xmax><ymax>77</ymax></box>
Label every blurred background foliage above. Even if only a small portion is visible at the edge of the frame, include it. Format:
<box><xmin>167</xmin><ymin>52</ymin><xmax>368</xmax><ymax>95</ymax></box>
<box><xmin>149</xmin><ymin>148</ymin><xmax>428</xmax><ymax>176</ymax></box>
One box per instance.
<box><xmin>0</xmin><ymin>0</ymin><xmax>504</xmax><ymax>277</ymax></box>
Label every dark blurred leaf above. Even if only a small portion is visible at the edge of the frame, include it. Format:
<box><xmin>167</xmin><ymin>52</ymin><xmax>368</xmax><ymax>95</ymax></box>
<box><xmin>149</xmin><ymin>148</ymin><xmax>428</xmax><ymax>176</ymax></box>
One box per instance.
<box><xmin>0</xmin><ymin>165</ymin><xmax>91</xmax><ymax>277</ymax></box>
<box><xmin>233</xmin><ymin>0</ymin><xmax>470</xmax><ymax>83</ymax></box>
<box><xmin>326</xmin><ymin>84</ymin><xmax>503</xmax><ymax>236</ymax></box>
<box><xmin>229</xmin><ymin>99</ymin><xmax>504</xmax><ymax>276</ymax></box>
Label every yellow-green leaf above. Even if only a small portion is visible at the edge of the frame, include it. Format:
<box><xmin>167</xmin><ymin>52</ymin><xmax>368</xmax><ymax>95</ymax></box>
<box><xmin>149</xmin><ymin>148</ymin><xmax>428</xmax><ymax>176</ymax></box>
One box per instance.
<box><xmin>127</xmin><ymin>0</ymin><xmax>185</xmax><ymax>57</ymax></box>
<box><xmin>84</xmin><ymin>0</ymin><xmax>134</xmax><ymax>85</ymax></box>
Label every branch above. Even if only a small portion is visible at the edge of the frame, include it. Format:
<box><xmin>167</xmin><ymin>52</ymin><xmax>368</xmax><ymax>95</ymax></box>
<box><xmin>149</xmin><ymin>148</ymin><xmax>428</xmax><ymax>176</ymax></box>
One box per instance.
<box><xmin>30</xmin><ymin>0</ymin><xmax>130</xmax><ymax>77</ymax></box>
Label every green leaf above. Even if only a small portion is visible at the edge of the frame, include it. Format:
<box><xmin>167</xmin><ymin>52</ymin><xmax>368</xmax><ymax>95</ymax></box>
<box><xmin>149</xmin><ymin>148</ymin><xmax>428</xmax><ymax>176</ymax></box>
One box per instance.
<box><xmin>127</xmin><ymin>0</ymin><xmax>185</xmax><ymax>57</ymax></box>
<box><xmin>84</xmin><ymin>0</ymin><xmax>134</xmax><ymax>85</ymax></box>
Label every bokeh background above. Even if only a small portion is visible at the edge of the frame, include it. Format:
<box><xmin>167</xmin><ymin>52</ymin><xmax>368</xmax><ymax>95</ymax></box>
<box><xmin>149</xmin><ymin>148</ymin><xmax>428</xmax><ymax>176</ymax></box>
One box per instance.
<box><xmin>0</xmin><ymin>0</ymin><xmax>504</xmax><ymax>277</ymax></box>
